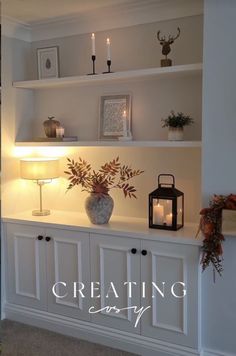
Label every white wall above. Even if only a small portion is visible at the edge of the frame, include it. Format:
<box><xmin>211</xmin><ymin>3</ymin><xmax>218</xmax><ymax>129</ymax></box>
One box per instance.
<box><xmin>28</xmin><ymin>76</ymin><xmax>202</xmax><ymax>142</ymax></box>
<box><xmin>18</xmin><ymin>147</ymin><xmax>201</xmax><ymax>222</ymax></box>
<box><xmin>30</xmin><ymin>16</ymin><xmax>203</xmax><ymax>79</ymax></box>
<box><xmin>1</xmin><ymin>31</ymin><xmax>34</xmax><ymax>216</ymax></box>
<box><xmin>202</xmin><ymin>0</ymin><xmax>236</xmax><ymax>354</ymax></box>
<box><xmin>27</xmin><ymin>16</ymin><xmax>202</xmax><ymax>143</ymax></box>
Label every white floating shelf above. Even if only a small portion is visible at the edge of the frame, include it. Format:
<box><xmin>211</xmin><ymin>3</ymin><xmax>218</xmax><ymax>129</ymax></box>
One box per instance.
<box><xmin>15</xmin><ymin>140</ymin><xmax>202</xmax><ymax>148</ymax></box>
<box><xmin>13</xmin><ymin>63</ymin><xmax>202</xmax><ymax>89</ymax></box>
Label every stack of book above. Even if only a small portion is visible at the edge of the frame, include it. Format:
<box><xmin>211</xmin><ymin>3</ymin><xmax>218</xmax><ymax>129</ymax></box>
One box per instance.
<box><xmin>34</xmin><ymin>136</ymin><xmax>78</xmax><ymax>142</ymax></box>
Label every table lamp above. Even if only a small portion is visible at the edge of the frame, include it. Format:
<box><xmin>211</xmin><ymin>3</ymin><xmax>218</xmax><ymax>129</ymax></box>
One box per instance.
<box><xmin>20</xmin><ymin>158</ymin><xmax>59</xmax><ymax>216</ymax></box>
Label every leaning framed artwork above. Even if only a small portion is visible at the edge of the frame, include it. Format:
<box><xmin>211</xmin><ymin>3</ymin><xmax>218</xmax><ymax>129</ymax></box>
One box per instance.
<box><xmin>99</xmin><ymin>94</ymin><xmax>132</xmax><ymax>140</ymax></box>
<box><xmin>37</xmin><ymin>46</ymin><xmax>59</xmax><ymax>79</ymax></box>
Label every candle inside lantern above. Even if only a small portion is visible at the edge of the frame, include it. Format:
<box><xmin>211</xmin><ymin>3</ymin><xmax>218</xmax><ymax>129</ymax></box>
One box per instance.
<box><xmin>166</xmin><ymin>200</ymin><xmax>171</xmax><ymax>213</ymax></box>
<box><xmin>91</xmin><ymin>33</ymin><xmax>96</xmax><ymax>55</ymax></box>
<box><xmin>153</xmin><ymin>203</ymin><xmax>164</xmax><ymax>225</ymax></box>
<box><xmin>106</xmin><ymin>38</ymin><xmax>111</xmax><ymax>60</ymax></box>
<box><xmin>166</xmin><ymin>213</ymin><xmax>173</xmax><ymax>226</ymax></box>
<box><xmin>56</xmin><ymin>126</ymin><xmax>65</xmax><ymax>138</ymax></box>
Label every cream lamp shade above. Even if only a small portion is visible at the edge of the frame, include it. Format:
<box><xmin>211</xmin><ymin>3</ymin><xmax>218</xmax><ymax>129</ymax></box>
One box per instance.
<box><xmin>20</xmin><ymin>158</ymin><xmax>59</xmax><ymax>216</ymax></box>
<box><xmin>20</xmin><ymin>158</ymin><xmax>59</xmax><ymax>181</ymax></box>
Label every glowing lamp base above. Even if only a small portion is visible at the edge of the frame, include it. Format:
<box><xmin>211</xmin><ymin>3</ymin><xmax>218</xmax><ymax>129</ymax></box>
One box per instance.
<box><xmin>32</xmin><ymin>209</ymin><xmax>50</xmax><ymax>216</ymax></box>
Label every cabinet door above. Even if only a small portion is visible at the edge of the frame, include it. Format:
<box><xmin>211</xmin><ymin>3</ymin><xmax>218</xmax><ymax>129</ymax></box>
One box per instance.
<box><xmin>47</xmin><ymin>228</ymin><xmax>91</xmax><ymax>321</ymax></box>
<box><xmin>6</xmin><ymin>223</ymin><xmax>47</xmax><ymax>310</ymax></box>
<box><xmin>90</xmin><ymin>233</ymin><xmax>141</xmax><ymax>334</ymax></box>
<box><xmin>141</xmin><ymin>240</ymin><xmax>200</xmax><ymax>349</ymax></box>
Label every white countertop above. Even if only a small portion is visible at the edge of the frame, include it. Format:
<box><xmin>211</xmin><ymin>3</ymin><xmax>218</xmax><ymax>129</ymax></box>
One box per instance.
<box><xmin>2</xmin><ymin>210</ymin><xmax>202</xmax><ymax>246</ymax></box>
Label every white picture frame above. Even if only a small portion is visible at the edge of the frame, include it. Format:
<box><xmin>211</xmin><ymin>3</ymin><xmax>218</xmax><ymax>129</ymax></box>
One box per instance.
<box><xmin>99</xmin><ymin>94</ymin><xmax>132</xmax><ymax>140</ymax></box>
<box><xmin>37</xmin><ymin>47</ymin><xmax>59</xmax><ymax>79</ymax></box>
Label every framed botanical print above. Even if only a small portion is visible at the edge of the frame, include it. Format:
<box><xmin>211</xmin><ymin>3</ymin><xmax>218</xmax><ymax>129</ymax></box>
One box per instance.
<box><xmin>37</xmin><ymin>46</ymin><xmax>59</xmax><ymax>79</ymax></box>
<box><xmin>99</xmin><ymin>94</ymin><xmax>132</xmax><ymax>140</ymax></box>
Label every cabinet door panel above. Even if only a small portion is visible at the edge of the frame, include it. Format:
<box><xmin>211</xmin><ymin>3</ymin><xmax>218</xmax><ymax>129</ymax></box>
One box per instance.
<box><xmin>90</xmin><ymin>233</ymin><xmax>141</xmax><ymax>334</ymax></box>
<box><xmin>141</xmin><ymin>240</ymin><xmax>199</xmax><ymax>349</ymax></box>
<box><xmin>151</xmin><ymin>254</ymin><xmax>185</xmax><ymax>333</ymax></box>
<box><xmin>47</xmin><ymin>228</ymin><xmax>90</xmax><ymax>321</ymax></box>
<box><xmin>6</xmin><ymin>223</ymin><xmax>47</xmax><ymax>310</ymax></box>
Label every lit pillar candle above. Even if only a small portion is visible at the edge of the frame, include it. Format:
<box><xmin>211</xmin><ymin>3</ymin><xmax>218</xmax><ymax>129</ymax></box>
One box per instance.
<box><xmin>166</xmin><ymin>200</ymin><xmax>171</xmax><ymax>214</ymax></box>
<box><xmin>166</xmin><ymin>213</ymin><xmax>173</xmax><ymax>226</ymax></box>
<box><xmin>91</xmin><ymin>33</ymin><xmax>96</xmax><ymax>55</ymax></box>
<box><xmin>153</xmin><ymin>203</ymin><xmax>164</xmax><ymax>225</ymax></box>
<box><xmin>122</xmin><ymin>110</ymin><xmax>128</xmax><ymax>136</ymax></box>
<box><xmin>56</xmin><ymin>126</ymin><xmax>65</xmax><ymax>138</ymax></box>
<box><xmin>106</xmin><ymin>38</ymin><xmax>111</xmax><ymax>60</ymax></box>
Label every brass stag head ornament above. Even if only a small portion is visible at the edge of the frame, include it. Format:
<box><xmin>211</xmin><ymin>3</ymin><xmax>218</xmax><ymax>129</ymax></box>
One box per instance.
<box><xmin>157</xmin><ymin>27</ymin><xmax>180</xmax><ymax>67</ymax></box>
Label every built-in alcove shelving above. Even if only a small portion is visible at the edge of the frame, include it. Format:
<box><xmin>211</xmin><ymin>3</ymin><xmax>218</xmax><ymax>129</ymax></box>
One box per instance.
<box><xmin>4</xmin><ymin>9</ymin><xmax>204</xmax><ymax>230</ymax></box>
<box><xmin>13</xmin><ymin>63</ymin><xmax>202</xmax><ymax>147</ymax></box>
<box><xmin>12</xmin><ymin>35</ymin><xmax>203</xmax><ymax>224</ymax></box>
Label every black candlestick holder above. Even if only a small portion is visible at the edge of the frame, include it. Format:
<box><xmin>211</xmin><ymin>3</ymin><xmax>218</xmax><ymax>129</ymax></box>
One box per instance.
<box><xmin>103</xmin><ymin>60</ymin><xmax>113</xmax><ymax>74</ymax></box>
<box><xmin>87</xmin><ymin>55</ymin><xmax>97</xmax><ymax>75</ymax></box>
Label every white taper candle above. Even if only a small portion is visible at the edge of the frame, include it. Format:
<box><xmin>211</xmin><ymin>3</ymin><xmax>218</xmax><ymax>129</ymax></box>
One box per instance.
<box><xmin>91</xmin><ymin>33</ymin><xmax>96</xmax><ymax>55</ymax></box>
<box><xmin>106</xmin><ymin>38</ymin><xmax>111</xmax><ymax>60</ymax></box>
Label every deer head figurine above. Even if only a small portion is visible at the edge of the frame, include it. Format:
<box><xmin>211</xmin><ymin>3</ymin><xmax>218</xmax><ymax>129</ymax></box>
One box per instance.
<box><xmin>157</xmin><ymin>27</ymin><xmax>180</xmax><ymax>67</ymax></box>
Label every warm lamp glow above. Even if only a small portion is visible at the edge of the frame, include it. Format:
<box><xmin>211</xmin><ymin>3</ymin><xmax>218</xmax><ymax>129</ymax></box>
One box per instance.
<box><xmin>20</xmin><ymin>158</ymin><xmax>60</xmax><ymax>216</ymax></box>
<box><xmin>20</xmin><ymin>158</ymin><xmax>59</xmax><ymax>181</ymax></box>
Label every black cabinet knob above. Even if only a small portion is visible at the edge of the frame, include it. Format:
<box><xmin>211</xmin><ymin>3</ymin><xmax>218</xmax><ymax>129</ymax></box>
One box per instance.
<box><xmin>37</xmin><ymin>235</ymin><xmax>44</xmax><ymax>241</ymax></box>
<box><xmin>131</xmin><ymin>248</ymin><xmax>137</xmax><ymax>254</ymax></box>
<box><xmin>45</xmin><ymin>236</ymin><xmax>51</xmax><ymax>242</ymax></box>
<box><xmin>141</xmin><ymin>250</ymin><xmax>147</xmax><ymax>256</ymax></box>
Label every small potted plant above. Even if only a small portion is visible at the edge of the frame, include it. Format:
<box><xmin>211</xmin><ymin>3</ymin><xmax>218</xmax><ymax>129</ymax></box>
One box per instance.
<box><xmin>162</xmin><ymin>111</ymin><xmax>194</xmax><ymax>141</ymax></box>
<box><xmin>65</xmin><ymin>157</ymin><xmax>144</xmax><ymax>225</ymax></box>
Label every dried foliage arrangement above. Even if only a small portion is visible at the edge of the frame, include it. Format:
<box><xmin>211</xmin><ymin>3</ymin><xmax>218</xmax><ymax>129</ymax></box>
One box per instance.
<box><xmin>65</xmin><ymin>157</ymin><xmax>144</xmax><ymax>198</ymax></box>
<box><xmin>197</xmin><ymin>194</ymin><xmax>236</xmax><ymax>277</ymax></box>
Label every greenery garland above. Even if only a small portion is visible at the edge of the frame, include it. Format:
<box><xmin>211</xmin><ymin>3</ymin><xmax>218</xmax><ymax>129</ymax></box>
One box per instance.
<box><xmin>197</xmin><ymin>194</ymin><xmax>236</xmax><ymax>276</ymax></box>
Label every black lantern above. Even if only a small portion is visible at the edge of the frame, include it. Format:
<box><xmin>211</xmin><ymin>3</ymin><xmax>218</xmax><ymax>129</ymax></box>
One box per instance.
<box><xmin>149</xmin><ymin>174</ymin><xmax>184</xmax><ymax>231</ymax></box>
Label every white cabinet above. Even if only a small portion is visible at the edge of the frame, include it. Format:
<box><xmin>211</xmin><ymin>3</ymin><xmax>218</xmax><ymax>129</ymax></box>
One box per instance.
<box><xmin>90</xmin><ymin>233</ymin><xmax>141</xmax><ymax>334</ymax></box>
<box><xmin>4</xmin><ymin>221</ymin><xmax>200</xmax><ymax>355</ymax></box>
<box><xmin>90</xmin><ymin>233</ymin><xmax>199</xmax><ymax>349</ymax></box>
<box><xmin>6</xmin><ymin>223</ymin><xmax>90</xmax><ymax>320</ymax></box>
<box><xmin>6</xmin><ymin>223</ymin><xmax>47</xmax><ymax>310</ymax></box>
<box><xmin>140</xmin><ymin>240</ymin><xmax>199</xmax><ymax>349</ymax></box>
<box><xmin>47</xmin><ymin>228</ymin><xmax>90</xmax><ymax>321</ymax></box>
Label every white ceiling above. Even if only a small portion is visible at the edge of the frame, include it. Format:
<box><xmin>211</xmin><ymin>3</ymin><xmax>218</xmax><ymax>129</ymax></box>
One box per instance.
<box><xmin>4</xmin><ymin>0</ymin><xmax>140</xmax><ymax>24</ymax></box>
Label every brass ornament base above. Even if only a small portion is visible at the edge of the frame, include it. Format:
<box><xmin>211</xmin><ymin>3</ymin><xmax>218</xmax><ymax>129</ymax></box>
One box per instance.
<box><xmin>32</xmin><ymin>209</ymin><xmax>50</xmax><ymax>216</ymax></box>
<box><xmin>161</xmin><ymin>58</ymin><xmax>172</xmax><ymax>67</ymax></box>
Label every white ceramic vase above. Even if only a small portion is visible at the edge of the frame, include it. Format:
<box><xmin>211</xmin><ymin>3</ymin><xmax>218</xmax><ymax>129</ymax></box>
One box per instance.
<box><xmin>168</xmin><ymin>127</ymin><xmax>184</xmax><ymax>141</ymax></box>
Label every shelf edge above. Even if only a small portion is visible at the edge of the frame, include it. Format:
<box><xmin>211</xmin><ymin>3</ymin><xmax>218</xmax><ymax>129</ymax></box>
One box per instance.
<box><xmin>13</xmin><ymin>63</ymin><xmax>203</xmax><ymax>89</ymax></box>
<box><xmin>14</xmin><ymin>140</ymin><xmax>202</xmax><ymax>148</ymax></box>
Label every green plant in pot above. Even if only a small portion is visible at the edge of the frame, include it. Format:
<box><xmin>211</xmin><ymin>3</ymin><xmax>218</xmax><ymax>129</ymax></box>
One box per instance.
<box><xmin>65</xmin><ymin>157</ymin><xmax>144</xmax><ymax>225</ymax></box>
<box><xmin>162</xmin><ymin>111</ymin><xmax>194</xmax><ymax>141</ymax></box>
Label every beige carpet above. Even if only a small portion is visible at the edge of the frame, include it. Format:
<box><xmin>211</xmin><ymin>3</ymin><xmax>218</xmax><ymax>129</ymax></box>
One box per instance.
<box><xmin>1</xmin><ymin>320</ymin><xmax>138</xmax><ymax>356</ymax></box>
